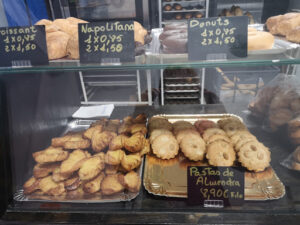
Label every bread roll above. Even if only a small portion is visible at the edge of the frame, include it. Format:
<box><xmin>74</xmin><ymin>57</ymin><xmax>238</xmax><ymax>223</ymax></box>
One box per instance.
<box><xmin>46</xmin><ymin>31</ymin><xmax>70</xmax><ymax>60</ymax></box>
<box><xmin>286</xmin><ymin>26</ymin><xmax>300</xmax><ymax>43</ymax></box>
<box><xmin>276</xmin><ymin>14</ymin><xmax>300</xmax><ymax>36</ymax></box>
<box><xmin>248</xmin><ymin>31</ymin><xmax>274</xmax><ymax>51</ymax></box>
<box><xmin>266</xmin><ymin>15</ymin><xmax>283</xmax><ymax>35</ymax></box>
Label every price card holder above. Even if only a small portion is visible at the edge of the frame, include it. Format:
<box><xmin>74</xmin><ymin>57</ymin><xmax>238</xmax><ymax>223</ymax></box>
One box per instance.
<box><xmin>188</xmin><ymin>16</ymin><xmax>248</xmax><ymax>60</ymax></box>
<box><xmin>0</xmin><ymin>25</ymin><xmax>48</xmax><ymax>67</ymax></box>
<box><xmin>187</xmin><ymin>166</ymin><xmax>245</xmax><ymax>207</ymax></box>
<box><xmin>78</xmin><ymin>21</ymin><xmax>135</xmax><ymax>64</ymax></box>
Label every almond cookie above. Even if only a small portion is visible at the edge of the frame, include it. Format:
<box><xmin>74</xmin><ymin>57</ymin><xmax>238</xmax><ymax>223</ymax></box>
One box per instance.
<box><xmin>223</xmin><ymin>122</ymin><xmax>247</xmax><ymax>137</ymax></box>
<box><xmin>151</xmin><ymin>133</ymin><xmax>179</xmax><ymax>159</ymax></box>
<box><xmin>206</xmin><ymin>140</ymin><xmax>236</xmax><ymax>166</ymax></box>
<box><xmin>238</xmin><ymin>141</ymin><xmax>270</xmax><ymax>172</ymax></box>
<box><xmin>172</xmin><ymin>120</ymin><xmax>195</xmax><ymax>135</ymax></box>
<box><xmin>230</xmin><ymin>131</ymin><xmax>257</xmax><ymax>146</ymax></box>
<box><xmin>175</xmin><ymin>128</ymin><xmax>200</xmax><ymax>144</ymax></box>
<box><xmin>148</xmin><ymin>117</ymin><xmax>172</xmax><ymax>133</ymax></box>
<box><xmin>202</xmin><ymin>128</ymin><xmax>226</xmax><ymax>142</ymax></box>
<box><xmin>180</xmin><ymin>134</ymin><xmax>206</xmax><ymax>161</ymax></box>
<box><xmin>150</xmin><ymin>129</ymin><xmax>173</xmax><ymax>144</ymax></box>
<box><xmin>217</xmin><ymin>117</ymin><xmax>243</xmax><ymax>129</ymax></box>
<box><xmin>206</xmin><ymin>134</ymin><xmax>231</xmax><ymax>145</ymax></box>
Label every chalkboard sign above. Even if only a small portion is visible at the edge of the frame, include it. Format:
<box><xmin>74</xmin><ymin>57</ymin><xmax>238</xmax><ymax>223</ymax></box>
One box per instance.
<box><xmin>0</xmin><ymin>25</ymin><xmax>48</xmax><ymax>67</ymax></box>
<box><xmin>188</xmin><ymin>16</ymin><xmax>248</xmax><ymax>60</ymax></box>
<box><xmin>187</xmin><ymin>166</ymin><xmax>244</xmax><ymax>207</ymax></box>
<box><xmin>78</xmin><ymin>21</ymin><xmax>135</xmax><ymax>63</ymax></box>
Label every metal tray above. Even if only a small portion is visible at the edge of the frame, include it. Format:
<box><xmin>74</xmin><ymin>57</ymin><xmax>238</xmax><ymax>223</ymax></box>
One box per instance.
<box><xmin>164</xmin><ymin>89</ymin><xmax>200</xmax><ymax>93</ymax></box>
<box><xmin>14</xmin><ymin>119</ymin><xmax>144</xmax><ymax>203</ymax></box>
<box><xmin>147</xmin><ymin>28</ymin><xmax>298</xmax><ymax>60</ymax></box>
<box><xmin>165</xmin><ymin>83</ymin><xmax>200</xmax><ymax>87</ymax></box>
<box><xmin>143</xmin><ymin>114</ymin><xmax>285</xmax><ymax>201</ymax></box>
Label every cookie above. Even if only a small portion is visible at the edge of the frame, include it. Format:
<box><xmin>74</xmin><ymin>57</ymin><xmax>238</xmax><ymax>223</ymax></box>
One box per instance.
<box><xmin>180</xmin><ymin>134</ymin><xmax>206</xmax><ymax>161</ymax></box>
<box><xmin>172</xmin><ymin>120</ymin><xmax>195</xmax><ymax>135</ymax></box>
<box><xmin>206</xmin><ymin>134</ymin><xmax>231</xmax><ymax>145</ymax></box>
<box><xmin>217</xmin><ymin>117</ymin><xmax>243</xmax><ymax>129</ymax></box>
<box><xmin>230</xmin><ymin>130</ymin><xmax>257</xmax><ymax>146</ymax></box>
<box><xmin>202</xmin><ymin>128</ymin><xmax>226</xmax><ymax>142</ymax></box>
<box><xmin>223</xmin><ymin>122</ymin><xmax>247</xmax><ymax>137</ymax></box>
<box><xmin>235</xmin><ymin>138</ymin><xmax>257</xmax><ymax>152</ymax></box>
<box><xmin>151</xmin><ymin>133</ymin><xmax>179</xmax><ymax>159</ymax></box>
<box><xmin>150</xmin><ymin>129</ymin><xmax>173</xmax><ymax>144</ymax></box>
<box><xmin>175</xmin><ymin>128</ymin><xmax>200</xmax><ymax>144</ymax></box>
<box><xmin>238</xmin><ymin>141</ymin><xmax>270</xmax><ymax>172</ymax></box>
<box><xmin>148</xmin><ymin>117</ymin><xmax>173</xmax><ymax>133</ymax></box>
<box><xmin>206</xmin><ymin>140</ymin><xmax>236</xmax><ymax>166</ymax></box>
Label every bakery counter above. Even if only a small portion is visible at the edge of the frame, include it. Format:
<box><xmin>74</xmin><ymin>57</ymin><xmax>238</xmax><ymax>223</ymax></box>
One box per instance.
<box><xmin>3</xmin><ymin>104</ymin><xmax>300</xmax><ymax>224</ymax></box>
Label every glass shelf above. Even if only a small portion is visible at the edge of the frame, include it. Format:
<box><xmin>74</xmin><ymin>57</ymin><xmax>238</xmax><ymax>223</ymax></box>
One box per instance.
<box><xmin>0</xmin><ymin>50</ymin><xmax>299</xmax><ymax>74</ymax></box>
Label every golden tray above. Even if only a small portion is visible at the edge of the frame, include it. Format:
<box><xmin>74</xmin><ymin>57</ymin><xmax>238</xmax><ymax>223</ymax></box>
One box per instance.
<box><xmin>143</xmin><ymin>114</ymin><xmax>285</xmax><ymax>200</ymax></box>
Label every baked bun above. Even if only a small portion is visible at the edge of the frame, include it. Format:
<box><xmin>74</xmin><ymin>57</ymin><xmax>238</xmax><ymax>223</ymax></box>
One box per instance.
<box><xmin>248</xmin><ymin>31</ymin><xmax>274</xmax><ymax>51</ymax></box>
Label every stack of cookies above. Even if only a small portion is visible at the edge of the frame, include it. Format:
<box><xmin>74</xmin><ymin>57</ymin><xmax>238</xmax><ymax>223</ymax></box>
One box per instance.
<box><xmin>148</xmin><ymin>116</ymin><xmax>271</xmax><ymax>172</ymax></box>
<box><xmin>23</xmin><ymin>114</ymin><xmax>150</xmax><ymax>198</ymax></box>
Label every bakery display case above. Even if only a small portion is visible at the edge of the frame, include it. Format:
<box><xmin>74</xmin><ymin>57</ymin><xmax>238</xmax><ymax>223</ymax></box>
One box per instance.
<box><xmin>2</xmin><ymin>1</ymin><xmax>300</xmax><ymax>224</ymax></box>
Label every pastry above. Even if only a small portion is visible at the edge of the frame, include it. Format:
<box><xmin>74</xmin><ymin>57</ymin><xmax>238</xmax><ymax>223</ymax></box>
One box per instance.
<box><xmin>39</xmin><ymin>176</ymin><xmax>65</xmax><ymax>196</ymax></box>
<box><xmin>174</xmin><ymin>4</ymin><xmax>182</xmax><ymax>10</ymax></box>
<box><xmin>269</xmin><ymin>108</ymin><xmax>293</xmax><ymax>131</ymax></box>
<box><xmin>105</xmin><ymin>150</ymin><xmax>125</xmax><ymax>166</ymax></box>
<box><xmin>83</xmin><ymin>172</ymin><xmax>105</xmax><ymax>194</ymax></box>
<box><xmin>206</xmin><ymin>140</ymin><xmax>236</xmax><ymax>166</ymax></box>
<box><xmin>139</xmin><ymin>139</ymin><xmax>150</xmax><ymax>156</ymax></box>
<box><xmin>105</xmin><ymin>164</ymin><xmax>119</xmax><ymax>175</ymax></box>
<box><xmin>206</xmin><ymin>134</ymin><xmax>231</xmax><ymax>145</ymax></box>
<box><xmin>151</xmin><ymin>133</ymin><xmax>179</xmax><ymax>159</ymax></box>
<box><xmin>175</xmin><ymin>14</ymin><xmax>183</xmax><ymax>20</ymax></box>
<box><xmin>180</xmin><ymin>134</ymin><xmax>206</xmax><ymax>161</ymax></box>
<box><xmin>217</xmin><ymin>117</ymin><xmax>243</xmax><ymax>129</ymax></box>
<box><xmin>276</xmin><ymin>14</ymin><xmax>300</xmax><ymax>36</ymax></box>
<box><xmin>46</xmin><ymin>31</ymin><xmax>70</xmax><ymax>60</ymax></box>
<box><xmin>248</xmin><ymin>31</ymin><xmax>274</xmax><ymax>51</ymax></box>
<box><xmin>238</xmin><ymin>141</ymin><xmax>271</xmax><ymax>172</ymax></box>
<box><xmin>202</xmin><ymin>128</ymin><xmax>226</xmax><ymax>142</ymax></box>
<box><xmin>62</xmin><ymin>132</ymin><xmax>91</xmax><ymax>150</ymax></box>
<box><xmin>185</xmin><ymin>13</ymin><xmax>193</xmax><ymax>19</ymax></box>
<box><xmin>164</xmin><ymin>4</ymin><xmax>172</xmax><ymax>11</ymax></box>
<box><xmin>52</xmin><ymin>167</ymin><xmax>72</xmax><ymax>182</ymax></box>
<box><xmin>64</xmin><ymin>174</ymin><xmax>81</xmax><ymax>191</ymax></box>
<box><xmin>122</xmin><ymin>171</ymin><xmax>141</xmax><ymax>192</ymax></box>
<box><xmin>109</xmin><ymin>134</ymin><xmax>127</xmax><ymax>150</ymax></box>
<box><xmin>172</xmin><ymin>120</ymin><xmax>194</xmax><ymax>135</ymax></box>
<box><xmin>266</xmin><ymin>15</ymin><xmax>283</xmax><ymax>34</ymax></box>
<box><xmin>286</xmin><ymin>26</ymin><xmax>300</xmax><ymax>43</ymax></box>
<box><xmin>175</xmin><ymin>128</ymin><xmax>200</xmax><ymax>144</ymax></box>
<box><xmin>33</xmin><ymin>147</ymin><xmax>68</xmax><ymax>164</ymax></box>
<box><xmin>121</xmin><ymin>154</ymin><xmax>142</xmax><ymax>171</ymax></box>
<box><xmin>91</xmin><ymin>130</ymin><xmax>117</xmax><ymax>152</ymax></box>
<box><xmin>194</xmin><ymin>120</ymin><xmax>218</xmax><ymax>135</ymax></box>
<box><xmin>23</xmin><ymin>177</ymin><xmax>40</xmax><ymax>194</ymax></box>
<box><xmin>194</xmin><ymin>12</ymin><xmax>203</xmax><ymax>18</ymax></box>
<box><xmin>148</xmin><ymin>117</ymin><xmax>173</xmax><ymax>133</ymax></box>
<box><xmin>150</xmin><ymin>129</ymin><xmax>173</xmax><ymax>144</ymax></box>
<box><xmin>79</xmin><ymin>156</ymin><xmax>105</xmax><ymax>181</ymax></box>
<box><xmin>223</xmin><ymin>122</ymin><xmax>247</xmax><ymax>137</ymax></box>
<box><xmin>83</xmin><ymin>124</ymin><xmax>103</xmax><ymax>140</ymax></box>
<box><xmin>60</xmin><ymin>149</ymin><xmax>90</xmax><ymax>176</ymax></box>
<box><xmin>101</xmin><ymin>174</ymin><xmax>125</xmax><ymax>195</ymax></box>
<box><xmin>33</xmin><ymin>162</ymin><xmax>60</xmax><ymax>178</ymax></box>
<box><xmin>130</xmin><ymin>123</ymin><xmax>147</xmax><ymax>135</ymax></box>
<box><xmin>124</xmin><ymin>132</ymin><xmax>145</xmax><ymax>153</ymax></box>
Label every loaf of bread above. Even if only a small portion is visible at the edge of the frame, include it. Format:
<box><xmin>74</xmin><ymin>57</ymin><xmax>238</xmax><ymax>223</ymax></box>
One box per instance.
<box><xmin>286</xmin><ymin>26</ymin><xmax>300</xmax><ymax>43</ymax></box>
<box><xmin>266</xmin><ymin>12</ymin><xmax>300</xmax><ymax>43</ymax></box>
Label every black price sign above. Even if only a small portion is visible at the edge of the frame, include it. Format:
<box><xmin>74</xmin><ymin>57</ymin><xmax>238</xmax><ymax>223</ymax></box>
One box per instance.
<box><xmin>0</xmin><ymin>25</ymin><xmax>48</xmax><ymax>67</ymax></box>
<box><xmin>187</xmin><ymin>166</ymin><xmax>244</xmax><ymax>207</ymax></box>
<box><xmin>79</xmin><ymin>21</ymin><xmax>135</xmax><ymax>63</ymax></box>
<box><xmin>188</xmin><ymin>16</ymin><xmax>248</xmax><ymax>60</ymax></box>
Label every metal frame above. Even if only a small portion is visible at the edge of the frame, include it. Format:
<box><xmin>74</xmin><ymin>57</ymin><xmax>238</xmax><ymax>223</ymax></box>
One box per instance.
<box><xmin>158</xmin><ymin>0</ymin><xmax>210</xmax><ymax>27</ymax></box>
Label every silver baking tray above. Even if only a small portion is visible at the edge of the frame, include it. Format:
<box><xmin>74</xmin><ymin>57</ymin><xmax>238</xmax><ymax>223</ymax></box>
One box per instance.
<box><xmin>14</xmin><ymin>119</ymin><xmax>144</xmax><ymax>203</ymax></box>
<box><xmin>146</xmin><ymin>27</ymin><xmax>299</xmax><ymax>60</ymax></box>
<box><xmin>143</xmin><ymin>114</ymin><xmax>286</xmax><ymax>201</ymax></box>
<box><xmin>165</xmin><ymin>96</ymin><xmax>199</xmax><ymax>100</ymax></box>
